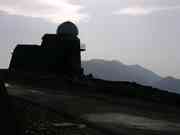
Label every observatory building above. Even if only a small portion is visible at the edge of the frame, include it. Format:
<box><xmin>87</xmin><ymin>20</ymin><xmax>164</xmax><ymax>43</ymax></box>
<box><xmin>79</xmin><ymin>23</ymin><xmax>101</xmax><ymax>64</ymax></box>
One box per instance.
<box><xmin>9</xmin><ymin>21</ymin><xmax>85</xmax><ymax>77</ymax></box>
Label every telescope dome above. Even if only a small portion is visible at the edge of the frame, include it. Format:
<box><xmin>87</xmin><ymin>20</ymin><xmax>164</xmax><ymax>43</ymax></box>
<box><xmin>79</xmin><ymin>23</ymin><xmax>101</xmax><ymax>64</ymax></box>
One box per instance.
<box><xmin>57</xmin><ymin>21</ymin><xmax>79</xmax><ymax>36</ymax></box>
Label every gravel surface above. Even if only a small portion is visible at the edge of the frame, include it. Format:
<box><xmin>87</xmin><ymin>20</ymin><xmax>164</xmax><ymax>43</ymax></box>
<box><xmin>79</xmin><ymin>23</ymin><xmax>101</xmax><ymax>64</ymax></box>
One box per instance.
<box><xmin>12</xmin><ymin>97</ymin><xmax>101</xmax><ymax>135</ymax></box>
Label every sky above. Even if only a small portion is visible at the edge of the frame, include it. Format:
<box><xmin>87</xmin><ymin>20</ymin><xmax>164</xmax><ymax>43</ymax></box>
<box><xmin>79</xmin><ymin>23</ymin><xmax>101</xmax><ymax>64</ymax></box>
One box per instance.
<box><xmin>0</xmin><ymin>0</ymin><xmax>180</xmax><ymax>78</ymax></box>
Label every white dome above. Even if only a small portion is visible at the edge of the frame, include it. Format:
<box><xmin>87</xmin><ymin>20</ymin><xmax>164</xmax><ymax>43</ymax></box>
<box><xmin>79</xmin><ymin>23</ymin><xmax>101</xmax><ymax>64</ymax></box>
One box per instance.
<box><xmin>57</xmin><ymin>21</ymin><xmax>79</xmax><ymax>36</ymax></box>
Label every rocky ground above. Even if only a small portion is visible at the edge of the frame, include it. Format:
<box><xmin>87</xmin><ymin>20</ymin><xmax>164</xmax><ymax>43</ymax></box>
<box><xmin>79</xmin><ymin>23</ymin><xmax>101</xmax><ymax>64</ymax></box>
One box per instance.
<box><xmin>12</xmin><ymin>96</ymin><xmax>102</xmax><ymax>135</ymax></box>
<box><xmin>3</xmin><ymin>78</ymin><xmax>180</xmax><ymax>135</ymax></box>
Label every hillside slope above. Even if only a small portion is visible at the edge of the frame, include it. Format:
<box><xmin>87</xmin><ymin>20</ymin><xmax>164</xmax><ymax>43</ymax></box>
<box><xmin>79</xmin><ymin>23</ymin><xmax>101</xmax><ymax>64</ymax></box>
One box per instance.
<box><xmin>82</xmin><ymin>59</ymin><xmax>180</xmax><ymax>93</ymax></box>
<box><xmin>151</xmin><ymin>77</ymin><xmax>180</xmax><ymax>94</ymax></box>
<box><xmin>82</xmin><ymin>59</ymin><xmax>162</xmax><ymax>85</ymax></box>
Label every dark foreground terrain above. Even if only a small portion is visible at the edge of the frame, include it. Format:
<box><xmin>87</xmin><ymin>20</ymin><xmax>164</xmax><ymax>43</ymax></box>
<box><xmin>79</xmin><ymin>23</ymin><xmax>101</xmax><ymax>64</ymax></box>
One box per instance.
<box><xmin>6</xmin><ymin>84</ymin><xmax>180</xmax><ymax>134</ymax></box>
<box><xmin>11</xmin><ymin>96</ymin><xmax>102</xmax><ymax>135</ymax></box>
<box><xmin>1</xmin><ymin>70</ymin><xmax>180</xmax><ymax>135</ymax></box>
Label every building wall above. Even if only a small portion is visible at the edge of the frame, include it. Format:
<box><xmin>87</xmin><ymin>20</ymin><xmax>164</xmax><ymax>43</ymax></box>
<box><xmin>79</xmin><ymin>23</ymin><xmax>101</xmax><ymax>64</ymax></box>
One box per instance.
<box><xmin>9</xmin><ymin>34</ymin><xmax>81</xmax><ymax>77</ymax></box>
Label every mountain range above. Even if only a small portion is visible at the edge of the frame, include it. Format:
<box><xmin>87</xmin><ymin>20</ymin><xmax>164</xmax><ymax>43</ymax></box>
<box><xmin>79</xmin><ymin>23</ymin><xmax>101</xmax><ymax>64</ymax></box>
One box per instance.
<box><xmin>82</xmin><ymin>59</ymin><xmax>180</xmax><ymax>94</ymax></box>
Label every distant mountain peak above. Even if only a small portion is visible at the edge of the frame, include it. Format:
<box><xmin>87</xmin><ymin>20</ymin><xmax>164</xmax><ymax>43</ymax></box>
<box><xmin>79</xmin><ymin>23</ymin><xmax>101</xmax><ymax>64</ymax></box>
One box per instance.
<box><xmin>151</xmin><ymin>76</ymin><xmax>180</xmax><ymax>94</ymax></box>
<box><xmin>165</xmin><ymin>76</ymin><xmax>176</xmax><ymax>80</ymax></box>
<box><xmin>82</xmin><ymin>59</ymin><xmax>162</xmax><ymax>84</ymax></box>
<box><xmin>89</xmin><ymin>59</ymin><xmax>124</xmax><ymax>65</ymax></box>
<box><xmin>82</xmin><ymin>59</ymin><xmax>180</xmax><ymax>94</ymax></box>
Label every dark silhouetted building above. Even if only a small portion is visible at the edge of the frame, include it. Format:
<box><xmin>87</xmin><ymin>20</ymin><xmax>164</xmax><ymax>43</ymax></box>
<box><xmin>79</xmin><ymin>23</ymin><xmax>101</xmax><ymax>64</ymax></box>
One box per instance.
<box><xmin>9</xmin><ymin>21</ymin><xmax>85</xmax><ymax>77</ymax></box>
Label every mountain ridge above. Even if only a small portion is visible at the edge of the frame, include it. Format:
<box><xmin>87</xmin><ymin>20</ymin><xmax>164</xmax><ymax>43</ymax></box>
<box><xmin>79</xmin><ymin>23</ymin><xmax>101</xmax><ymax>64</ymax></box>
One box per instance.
<box><xmin>151</xmin><ymin>77</ymin><xmax>180</xmax><ymax>93</ymax></box>
<box><xmin>82</xmin><ymin>59</ymin><xmax>162</xmax><ymax>84</ymax></box>
<box><xmin>82</xmin><ymin>59</ymin><xmax>180</xmax><ymax>93</ymax></box>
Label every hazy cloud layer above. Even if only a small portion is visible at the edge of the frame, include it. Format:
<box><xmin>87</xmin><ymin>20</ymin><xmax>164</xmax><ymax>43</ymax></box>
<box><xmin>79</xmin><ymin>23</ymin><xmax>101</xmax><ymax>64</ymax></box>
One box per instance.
<box><xmin>114</xmin><ymin>6</ymin><xmax>180</xmax><ymax>16</ymax></box>
<box><xmin>0</xmin><ymin>0</ymin><xmax>180</xmax><ymax>78</ymax></box>
<box><xmin>0</xmin><ymin>0</ymin><xmax>88</xmax><ymax>23</ymax></box>
<box><xmin>78</xmin><ymin>0</ymin><xmax>180</xmax><ymax>78</ymax></box>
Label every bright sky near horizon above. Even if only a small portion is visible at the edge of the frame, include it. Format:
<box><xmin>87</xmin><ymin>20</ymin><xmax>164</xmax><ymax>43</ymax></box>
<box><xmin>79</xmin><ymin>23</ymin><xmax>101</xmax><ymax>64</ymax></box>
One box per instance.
<box><xmin>0</xmin><ymin>0</ymin><xmax>180</xmax><ymax>78</ymax></box>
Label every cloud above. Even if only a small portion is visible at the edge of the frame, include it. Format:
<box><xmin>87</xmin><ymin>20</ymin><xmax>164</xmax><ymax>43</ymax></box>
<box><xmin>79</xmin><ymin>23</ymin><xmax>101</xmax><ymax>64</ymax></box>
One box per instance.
<box><xmin>0</xmin><ymin>0</ymin><xmax>89</xmax><ymax>23</ymax></box>
<box><xmin>0</xmin><ymin>10</ymin><xmax>8</xmax><ymax>15</ymax></box>
<box><xmin>113</xmin><ymin>6</ymin><xmax>180</xmax><ymax>16</ymax></box>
